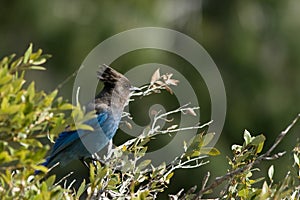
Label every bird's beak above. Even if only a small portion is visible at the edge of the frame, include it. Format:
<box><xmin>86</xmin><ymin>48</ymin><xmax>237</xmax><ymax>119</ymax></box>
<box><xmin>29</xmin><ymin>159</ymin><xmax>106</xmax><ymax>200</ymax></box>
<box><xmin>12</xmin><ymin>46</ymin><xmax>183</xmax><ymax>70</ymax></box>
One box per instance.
<box><xmin>129</xmin><ymin>86</ymin><xmax>141</xmax><ymax>92</ymax></box>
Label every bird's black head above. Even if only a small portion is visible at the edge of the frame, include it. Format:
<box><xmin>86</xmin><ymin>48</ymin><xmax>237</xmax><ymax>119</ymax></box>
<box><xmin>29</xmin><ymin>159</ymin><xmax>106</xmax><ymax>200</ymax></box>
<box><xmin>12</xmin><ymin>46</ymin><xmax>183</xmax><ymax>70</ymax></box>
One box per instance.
<box><xmin>96</xmin><ymin>64</ymin><xmax>138</xmax><ymax>108</ymax></box>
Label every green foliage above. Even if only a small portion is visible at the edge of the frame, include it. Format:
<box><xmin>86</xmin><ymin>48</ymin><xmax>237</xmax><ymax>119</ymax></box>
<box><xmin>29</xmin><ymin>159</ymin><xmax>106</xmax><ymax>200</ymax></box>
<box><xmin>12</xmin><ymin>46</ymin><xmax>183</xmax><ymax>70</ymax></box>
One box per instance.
<box><xmin>223</xmin><ymin>131</ymin><xmax>300</xmax><ymax>200</ymax></box>
<box><xmin>0</xmin><ymin>46</ymin><xmax>217</xmax><ymax>199</ymax></box>
<box><xmin>0</xmin><ymin>46</ymin><xmax>299</xmax><ymax>199</ymax></box>
<box><xmin>175</xmin><ymin>129</ymin><xmax>300</xmax><ymax>199</ymax></box>
<box><xmin>83</xmin><ymin>127</ymin><xmax>218</xmax><ymax>198</ymax></box>
<box><xmin>0</xmin><ymin>45</ymin><xmax>96</xmax><ymax>199</ymax></box>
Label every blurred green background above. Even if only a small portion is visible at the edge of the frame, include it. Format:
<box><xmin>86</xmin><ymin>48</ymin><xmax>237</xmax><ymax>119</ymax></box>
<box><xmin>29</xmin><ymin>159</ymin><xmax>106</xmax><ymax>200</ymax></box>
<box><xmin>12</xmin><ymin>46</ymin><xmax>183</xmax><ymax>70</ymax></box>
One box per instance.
<box><xmin>1</xmin><ymin>0</ymin><xmax>299</xmax><ymax>198</ymax></box>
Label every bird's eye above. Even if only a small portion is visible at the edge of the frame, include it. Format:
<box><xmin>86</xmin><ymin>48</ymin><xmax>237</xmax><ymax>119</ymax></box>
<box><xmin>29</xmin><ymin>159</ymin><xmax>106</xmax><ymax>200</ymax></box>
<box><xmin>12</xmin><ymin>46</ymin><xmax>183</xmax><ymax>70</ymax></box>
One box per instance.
<box><xmin>125</xmin><ymin>83</ymin><xmax>130</xmax><ymax>88</ymax></box>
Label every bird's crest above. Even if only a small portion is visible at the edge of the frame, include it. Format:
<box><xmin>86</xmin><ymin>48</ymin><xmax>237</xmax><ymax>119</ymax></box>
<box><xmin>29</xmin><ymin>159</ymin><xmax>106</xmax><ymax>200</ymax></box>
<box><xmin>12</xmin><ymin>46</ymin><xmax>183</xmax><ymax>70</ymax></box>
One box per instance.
<box><xmin>97</xmin><ymin>64</ymin><xmax>124</xmax><ymax>84</ymax></box>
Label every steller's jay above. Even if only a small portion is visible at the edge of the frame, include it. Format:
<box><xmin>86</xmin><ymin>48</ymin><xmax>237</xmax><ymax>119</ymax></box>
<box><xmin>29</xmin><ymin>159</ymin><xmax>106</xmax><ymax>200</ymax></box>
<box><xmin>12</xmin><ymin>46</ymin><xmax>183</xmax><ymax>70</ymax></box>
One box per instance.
<box><xmin>39</xmin><ymin>65</ymin><xmax>137</xmax><ymax>184</ymax></box>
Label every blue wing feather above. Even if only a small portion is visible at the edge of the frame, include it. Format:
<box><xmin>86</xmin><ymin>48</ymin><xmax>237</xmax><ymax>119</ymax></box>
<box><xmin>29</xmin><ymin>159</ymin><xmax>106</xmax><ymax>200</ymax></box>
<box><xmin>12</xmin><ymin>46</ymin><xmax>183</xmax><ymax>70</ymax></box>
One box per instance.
<box><xmin>42</xmin><ymin>112</ymin><xmax>109</xmax><ymax>167</ymax></box>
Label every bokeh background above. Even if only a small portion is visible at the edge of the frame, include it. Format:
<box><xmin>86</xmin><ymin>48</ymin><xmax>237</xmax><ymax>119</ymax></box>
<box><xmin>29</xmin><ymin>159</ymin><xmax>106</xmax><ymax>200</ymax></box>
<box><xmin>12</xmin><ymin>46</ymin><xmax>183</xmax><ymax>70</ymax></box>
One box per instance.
<box><xmin>1</xmin><ymin>0</ymin><xmax>299</xmax><ymax>198</ymax></box>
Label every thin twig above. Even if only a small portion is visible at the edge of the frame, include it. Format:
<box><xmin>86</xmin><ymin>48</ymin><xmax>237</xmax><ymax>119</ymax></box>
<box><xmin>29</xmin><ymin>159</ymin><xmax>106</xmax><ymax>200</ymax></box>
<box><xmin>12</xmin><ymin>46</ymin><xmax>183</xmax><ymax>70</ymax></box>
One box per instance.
<box><xmin>264</xmin><ymin>113</ymin><xmax>300</xmax><ymax>156</ymax></box>
<box><xmin>54</xmin><ymin>171</ymin><xmax>74</xmax><ymax>187</ymax></box>
<box><xmin>56</xmin><ymin>69</ymin><xmax>79</xmax><ymax>89</ymax></box>
<box><xmin>164</xmin><ymin>156</ymin><xmax>208</xmax><ymax>180</ymax></box>
<box><xmin>156</xmin><ymin>120</ymin><xmax>213</xmax><ymax>135</ymax></box>
<box><xmin>201</xmin><ymin>172</ymin><xmax>210</xmax><ymax>191</ymax></box>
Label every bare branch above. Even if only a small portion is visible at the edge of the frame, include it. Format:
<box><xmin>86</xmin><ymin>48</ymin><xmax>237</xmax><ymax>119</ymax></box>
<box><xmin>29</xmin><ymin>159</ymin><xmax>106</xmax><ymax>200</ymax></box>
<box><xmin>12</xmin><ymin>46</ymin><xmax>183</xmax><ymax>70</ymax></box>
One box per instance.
<box><xmin>156</xmin><ymin>120</ymin><xmax>213</xmax><ymax>135</ymax></box>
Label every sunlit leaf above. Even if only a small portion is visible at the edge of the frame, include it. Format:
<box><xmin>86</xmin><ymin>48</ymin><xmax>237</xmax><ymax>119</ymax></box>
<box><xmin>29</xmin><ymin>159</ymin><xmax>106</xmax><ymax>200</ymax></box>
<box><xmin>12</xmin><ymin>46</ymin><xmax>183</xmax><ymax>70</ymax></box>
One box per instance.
<box><xmin>244</xmin><ymin>129</ymin><xmax>252</xmax><ymax>145</ymax></box>
<box><xmin>58</xmin><ymin>103</ymin><xmax>73</xmax><ymax>110</ymax></box>
<box><xmin>32</xmin><ymin>58</ymin><xmax>47</xmax><ymax>65</ymax></box>
<box><xmin>76</xmin><ymin>179</ymin><xmax>86</xmax><ymax>199</ymax></box>
<box><xmin>251</xmin><ymin>134</ymin><xmax>266</xmax><ymax>146</ymax></box>
<box><xmin>76</xmin><ymin>124</ymin><xmax>94</xmax><ymax>131</ymax></box>
<box><xmin>32</xmin><ymin>165</ymin><xmax>48</xmax><ymax>174</ymax></box>
<box><xmin>294</xmin><ymin>153</ymin><xmax>300</xmax><ymax>166</ymax></box>
<box><xmin>137</xmin><ymin>159</ymin><xmax>151</xmax><ymax>171</ymax></box>
<box><xmin>24</xmin><ymin>43</ymin><xmax>33</xmax><ymax>63</ymax></box>
<box><xmin>268</xmin><ymin>165</ymin><xmax>274</xmax><ymax>181</ymax></box>
<box><xmin>151</xmin><ymin>68</ymin><xmax>160</xmax><ymax>84</ymax></box>
<box><xmin>30</xmin><ymin>48</ymin><xmax>43</xmax><ymax>60</ymax></box>
<box><xmin>29</xmin><ymin>66</ymin><xmax>46</xmax><ymax>70</ymax></box>
<box><xmin>238</xmin><ymin>188</ymin><xmax>249</xmax><ymax>198</ymax></box>
<box><xmin>260</xmin><ymin>181</ymin><xmax>270</xmax><ymax>199</ymax></box>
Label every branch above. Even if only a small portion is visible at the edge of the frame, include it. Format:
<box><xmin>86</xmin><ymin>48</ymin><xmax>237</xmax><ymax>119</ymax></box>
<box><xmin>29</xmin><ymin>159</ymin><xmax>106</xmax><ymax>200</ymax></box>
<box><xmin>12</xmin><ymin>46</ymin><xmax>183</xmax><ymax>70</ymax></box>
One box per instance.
<box><xmin>164</xmin><ymin>156</ymin><xmax>209</xmax><ymax>180</ymax></box>
<box><xmin>264</xmin><ymin>113</ymin><xmax>300</xmax><ymax>156</ymax></box>
<box><xmin>155</xmin><ymin>120</ymin><xmax>213</xmax><ymax>135</ymax></box>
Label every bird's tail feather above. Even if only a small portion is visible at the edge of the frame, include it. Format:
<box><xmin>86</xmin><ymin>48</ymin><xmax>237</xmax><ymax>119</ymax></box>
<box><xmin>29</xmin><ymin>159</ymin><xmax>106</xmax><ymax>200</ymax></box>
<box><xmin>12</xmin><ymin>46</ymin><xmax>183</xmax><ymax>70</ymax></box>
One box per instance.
<box><xmin>97</xmin><ymin>64</ymin><xmax>122</xmax><ymax>84</ymax></box>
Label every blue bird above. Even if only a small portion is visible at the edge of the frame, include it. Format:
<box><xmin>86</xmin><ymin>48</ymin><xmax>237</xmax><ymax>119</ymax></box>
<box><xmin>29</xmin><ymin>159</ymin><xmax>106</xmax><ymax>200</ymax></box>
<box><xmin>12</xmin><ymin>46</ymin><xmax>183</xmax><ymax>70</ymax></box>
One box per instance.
<box><xmin>39</xmin><ymin>65</ymin><xmax>137</xmax><ymax>176</ymax></box>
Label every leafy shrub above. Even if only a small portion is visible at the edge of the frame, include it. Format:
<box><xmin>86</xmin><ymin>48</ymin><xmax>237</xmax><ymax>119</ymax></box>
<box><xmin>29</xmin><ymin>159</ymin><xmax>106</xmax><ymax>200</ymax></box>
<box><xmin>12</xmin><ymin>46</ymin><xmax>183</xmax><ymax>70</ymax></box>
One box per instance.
<box><xmin>0</xmin><ymin>45</ymin><xmax>299</xmax><ymax>200</ymax></box>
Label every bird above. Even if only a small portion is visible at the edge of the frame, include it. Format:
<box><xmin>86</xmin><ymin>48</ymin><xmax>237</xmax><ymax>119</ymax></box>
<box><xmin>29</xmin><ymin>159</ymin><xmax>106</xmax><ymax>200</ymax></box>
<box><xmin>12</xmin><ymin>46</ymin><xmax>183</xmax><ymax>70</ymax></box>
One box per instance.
<box><xmin>38</xmin><ymin>65</ymin><xmax>138</xmax><ymax>179</ymax></box>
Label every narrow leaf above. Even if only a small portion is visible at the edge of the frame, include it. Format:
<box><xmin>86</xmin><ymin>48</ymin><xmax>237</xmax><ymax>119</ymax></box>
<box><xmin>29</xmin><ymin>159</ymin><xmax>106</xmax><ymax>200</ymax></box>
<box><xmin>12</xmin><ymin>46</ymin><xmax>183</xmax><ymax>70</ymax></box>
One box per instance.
<box><xmin>29</xmin><ymin>66</ymin><xmax>46</xmax><ymax>70</ymax></box>
<box><xmin>76</xmin><ymin>179</ymin><xmax>86</xmax><ymax>199</ymax></box>
<box><xmin>268</xmin><ymin>165</ymin><xmax>274</xmax><ymax>181</ymax></box>
<box><xmin>24</xmin><ymin>43</ymin><xmax>33</xmax><ymax>63</ymax></box>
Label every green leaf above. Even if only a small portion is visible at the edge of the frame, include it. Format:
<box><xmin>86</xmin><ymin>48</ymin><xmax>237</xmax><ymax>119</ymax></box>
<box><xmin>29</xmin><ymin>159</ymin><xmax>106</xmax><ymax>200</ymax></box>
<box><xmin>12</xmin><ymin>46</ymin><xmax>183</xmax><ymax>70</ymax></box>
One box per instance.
<box><xmin>97</xmin><ymin>166</ymin><xmax>108</xmax><ymax>180</ymax></box>
<box><xmin>165</xmin><ymin>172</ymin><xmax>174</xmax><ymax>182</ymax></box>
<box><xmin>11</xmin><ymin>78</ymin><xmax>25</xmax><ymax>92</ymax></box>
<box><xmin>32</xmin><ymin>165</ymin><xmax>48</xmax><ymax>173</ymax></box>
<box><xmin>137</xmin><ymin>159</ymin><xmax>151</xmax><ymax>171</ymax></box>
<box><xmin>40</xmin><ymin>54</ymin><xmax>52</xmax><ymax>60</ymax></box>
<box><xmin>238</xmin><ymin>188</ymin><xmax>249</xmax><ymax>198</ymax></box>
<box><xmin>206</xmin><ymin>147</ymin><xmax>221</xmax><ymax>156</ymax></box>
<box><xmin>30</xmin><ymin>48</ymin><xmax>43</xmax><ymax>60</ymax></box>
<box><xmin>268</xmin><ymin>165</ymin><xmax>274</xmax><ymax>181</ymax></box>
<box><xmin>185</xmin><ymin>134</ymin><xmax>202</xmax><ymax>153</ymax></box>
<box><xmin>27</xmin><ymin>82</ymin><xmax>35</xmax><ymax>102</ymax></box>
<box><xmin>0</xmin><ymin>54</ymin><xmax>15</xmax><ymax>67</ymax></box>
<box><xmin>188</xmin><ymin>150</ymin><xmax>201</xmax><ymax>157</ymax></box>
<box><xmin>58</xmin><ymin>103</ymin><xmax>73</xmax><ymax>110</ymax></box>
<box><xmin>251</xmin><ymin>134</ymin><xmax>266</xmax><ymax>146</ymax></box>
<box><xmin>202</xmin><ymin>132</ymin><xmax>215</xmax><ymax>146</ymax></box>
<box><xmin>76</xmin><ymin>124</ymin><xmax>94</xmax><ymax>131</ymax></box>
<box><xmin>49</xmin><ymin>89</ymin><xmax>58</xmax><ymax>99</ymax></box>
<box><xmin>45</xmin><ymin>175</ymin><xmax>56</xmax><ymax>186</ymax></box>
<box><xmin>197</xmin><ymin>147</ymin><xmax>220</xmax><ymax>156</ymax></box>
<box><xmin>251</xmin><ymin>134</ymin><xmax>265</xmax><ymax>153</ymax></box>
<box><xmin>29</xmin><ymin>66</ymin><xmax>46</xmax><ymax>70</ymax></box>
<box><xmin>260</xmin><ymin>181</ymin><xmax>270</xmax><ymax>199</ymax></box>
<box><xmin>1</xmin><ymin>105</ymin><xmax>21</xmax><ymax>114</ymax></box>
<box><xmin>24</xmin><ymin>43</ymin><xmax>33</xmax><ymax>63</ymax></box>
<box><xmin>249</xmin><ymin>177</ymin><xmax>265</xmax><ymax>185</ymax></box>
<box><xmin>76</xmin><ymin>179</ymin><xmax>86</xmax><ymax>199</ymax></box>
<box><xmin>89</xmin><ymin>163</ymin><xmax>95</xmax><ymax>183</ymax></box>
<box><xmin>0</xmin><ymin>75</ymin><xmax>12</xmax><ymax>85</ymax></box>
<box><xmin>293</xmin><ymin>153</ymin><xmax>300</xmax><ymax>166</ymax></box>
<box><xmin>10</xmin><ymin>57</ymin><xmax>23</xmax><ymax>70</ymax></box>
<box><xmin>137</xmin><ymin>190</ymin><xmax>150</xmax><ymax>200</ymax></box>
<box><xmin>0</xmin><ymin>151</ymin><xmax>12</xmax><ymax>162</ymax></box>
<box><xmin>244</xmin><ymin>129</ymin><xmax>252</xmax><ymax>145</ymax></box>
<box><xmin>256</xmin><ymin>142</ymin><xmax>264</xmax><ymax>154</ymax></box>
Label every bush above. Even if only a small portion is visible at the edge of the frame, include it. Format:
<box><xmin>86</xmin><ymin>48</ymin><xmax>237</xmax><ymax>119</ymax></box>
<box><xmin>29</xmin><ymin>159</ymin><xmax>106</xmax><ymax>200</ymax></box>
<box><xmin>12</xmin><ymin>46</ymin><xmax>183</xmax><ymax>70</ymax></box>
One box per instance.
<box><xmin>0</xmin><ymin>45</ymin><xmax>299</xmax><ymax>199</ymax></box>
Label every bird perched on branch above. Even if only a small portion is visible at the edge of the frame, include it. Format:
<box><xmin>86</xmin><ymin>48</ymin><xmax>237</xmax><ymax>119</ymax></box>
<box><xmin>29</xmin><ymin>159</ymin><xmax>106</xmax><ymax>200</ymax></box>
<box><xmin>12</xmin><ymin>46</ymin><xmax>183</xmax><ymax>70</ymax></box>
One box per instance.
<box><xmin>39</xmin><ymin>65</ymin><xmax>138</xmax><ymax>177</ymax></box>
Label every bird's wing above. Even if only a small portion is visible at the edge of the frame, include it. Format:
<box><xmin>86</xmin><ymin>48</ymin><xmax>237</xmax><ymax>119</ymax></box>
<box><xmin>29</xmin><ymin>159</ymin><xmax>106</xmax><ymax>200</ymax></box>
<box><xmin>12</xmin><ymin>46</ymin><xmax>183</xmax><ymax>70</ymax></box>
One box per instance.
<box><xmin>47</xmin><ymin>112</ymin><xmax>109</xmax><ymax>161</ymax></box>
